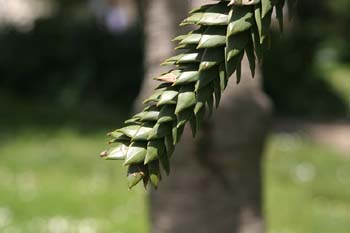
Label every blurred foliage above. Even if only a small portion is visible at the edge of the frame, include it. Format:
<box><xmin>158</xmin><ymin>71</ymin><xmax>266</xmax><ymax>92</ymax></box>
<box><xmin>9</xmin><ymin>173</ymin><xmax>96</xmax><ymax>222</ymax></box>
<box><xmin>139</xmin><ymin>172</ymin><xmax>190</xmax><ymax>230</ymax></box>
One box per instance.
<box><xmin>0</xmin><ymin>0</ymin><xmax>348</xmax><ymax>117</ymax></box>
<box><xmin>0</xmin><ymin>0</ymin><xmax>143</xmax><ymax>110</ymax></box>
<box><xmin>263</xmin><ymin>0</ymin><xmax>349</xmax><ymax>118</ymax></box>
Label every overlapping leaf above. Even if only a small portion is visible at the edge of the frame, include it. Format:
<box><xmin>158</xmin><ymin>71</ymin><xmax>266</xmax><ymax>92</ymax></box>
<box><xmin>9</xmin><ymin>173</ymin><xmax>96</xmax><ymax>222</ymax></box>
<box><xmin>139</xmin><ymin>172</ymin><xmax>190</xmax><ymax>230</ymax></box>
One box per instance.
<box><xmin>101</xmin><ymin>0</ymin><xmax>291</xmax><ymax>189</ymax></box>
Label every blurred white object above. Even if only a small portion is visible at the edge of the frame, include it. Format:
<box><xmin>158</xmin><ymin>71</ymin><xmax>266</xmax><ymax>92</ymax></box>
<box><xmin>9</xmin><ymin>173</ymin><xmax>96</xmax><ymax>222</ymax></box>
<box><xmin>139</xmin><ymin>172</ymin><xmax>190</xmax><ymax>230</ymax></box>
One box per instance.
<box><xmin>0</xmin><ymin>0</ymin><xmax>54</xmax><ymax>31</ymax></box>
<box><xmin>294</xmin><ymin>162</ymin><xmax>316</xmax><ymax>183</ymax></box>
<box><xmin>105</xmin><ymin>7</ymin><xmax>129</xmax><ymax>33</ymax></box>
<box><xmin>89</xmin><ymin>0</ymin><xmax>137</xmax><ymax>34</ymax></box>
<box><xmin>0</xmin><ymin>207</ymin><xmax>12</xmax><ymax>229</ymax></box>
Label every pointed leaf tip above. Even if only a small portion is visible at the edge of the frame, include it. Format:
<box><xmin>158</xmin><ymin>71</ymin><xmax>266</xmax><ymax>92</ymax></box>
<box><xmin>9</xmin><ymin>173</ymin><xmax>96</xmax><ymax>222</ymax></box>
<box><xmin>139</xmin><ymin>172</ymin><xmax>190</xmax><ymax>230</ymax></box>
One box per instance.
<box><xmin>127</xmin><ymin>165</ymin><xmax>146</xmax><ymax>189</ymax></box>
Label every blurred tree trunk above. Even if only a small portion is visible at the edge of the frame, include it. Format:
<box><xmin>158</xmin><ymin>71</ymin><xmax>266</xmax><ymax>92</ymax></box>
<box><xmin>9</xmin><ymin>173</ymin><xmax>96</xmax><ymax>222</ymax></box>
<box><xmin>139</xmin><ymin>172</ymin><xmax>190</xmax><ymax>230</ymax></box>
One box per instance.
<box><xmin>135</xmin><ymin>1</ymin><xmax>272</xmax><ymax>233</ymax></box>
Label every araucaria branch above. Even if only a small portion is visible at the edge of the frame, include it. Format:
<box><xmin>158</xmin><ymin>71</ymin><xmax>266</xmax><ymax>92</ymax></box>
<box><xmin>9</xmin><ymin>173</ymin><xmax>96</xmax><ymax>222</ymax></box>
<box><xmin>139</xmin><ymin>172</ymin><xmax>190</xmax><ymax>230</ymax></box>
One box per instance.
<box><xmin>100</xmin><ymin>0</ymin><xmax>296</xmax><ymax>189</ymax></box>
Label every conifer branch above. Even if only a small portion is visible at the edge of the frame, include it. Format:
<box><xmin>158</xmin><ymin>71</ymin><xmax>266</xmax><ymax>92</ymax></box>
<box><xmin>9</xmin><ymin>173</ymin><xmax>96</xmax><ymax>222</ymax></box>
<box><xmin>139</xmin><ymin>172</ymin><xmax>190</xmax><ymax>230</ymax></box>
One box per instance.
<box><xmin>100</xmin><ymin>0</ymin><xmax>296</xmax><ymax>189</ymax></box>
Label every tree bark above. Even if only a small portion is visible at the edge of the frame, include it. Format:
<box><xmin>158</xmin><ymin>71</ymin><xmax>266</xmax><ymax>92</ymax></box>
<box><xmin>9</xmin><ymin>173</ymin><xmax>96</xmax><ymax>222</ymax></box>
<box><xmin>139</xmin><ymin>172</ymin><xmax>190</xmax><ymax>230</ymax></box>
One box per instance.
<box><xmin>135</xmin><ymin>1</ymin><xmax>272</xmax><ymax>232</ymax></box>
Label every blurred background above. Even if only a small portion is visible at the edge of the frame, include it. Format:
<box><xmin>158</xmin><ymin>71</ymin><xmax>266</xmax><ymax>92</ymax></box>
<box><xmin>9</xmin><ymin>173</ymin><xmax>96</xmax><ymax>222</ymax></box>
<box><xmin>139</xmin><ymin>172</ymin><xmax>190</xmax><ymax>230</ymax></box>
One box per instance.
<box><xmin>0</xmin><ymin>0</ymin><xmax>349</xmax><ymax>232</ymax></box>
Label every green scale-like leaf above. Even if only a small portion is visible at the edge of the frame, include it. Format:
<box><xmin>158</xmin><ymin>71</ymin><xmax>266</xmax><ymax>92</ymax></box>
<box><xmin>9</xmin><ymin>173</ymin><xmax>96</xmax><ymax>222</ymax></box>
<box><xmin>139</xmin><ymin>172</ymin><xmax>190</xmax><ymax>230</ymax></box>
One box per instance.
<box><xmin>198</xmin><ymin>27</ymin><xmax>227</xmax><ymax>48</ymax></box>
<box><xmin>175</xmin><ymin>86</ymin><xmax>196</xmax><ymax>114</ymax></box>
<box><xmin>101</xmin><ymin>0</ymin><xmax>292</xmax><ymax>189</ymax></box>
<box><xmin>227</xmin><ymin>6</ymin><xmax>254</xmax><ymax>36</ymax></box>
<box><xmin>261</xmin><ymin>0</ymin><xmax>273</xmax><ymax>18</ymax></box>
<box><xmin>124</xmin><ymin>142</ymin><xmax>147</xmax><ymax>165</ymax></box>
<box><xmin>174</xmin><ymin>71</ymin><xmax>200</xmax><ymax>86</ymax></box>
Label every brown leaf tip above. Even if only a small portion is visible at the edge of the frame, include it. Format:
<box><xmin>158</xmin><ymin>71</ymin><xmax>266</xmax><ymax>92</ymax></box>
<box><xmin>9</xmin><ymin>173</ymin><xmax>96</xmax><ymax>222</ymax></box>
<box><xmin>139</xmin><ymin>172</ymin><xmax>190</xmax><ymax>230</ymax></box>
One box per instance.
<box><xmin>100</xmin><ymin>150</ymin><xmax>108</xmax><ymax>158</ymax></box>
<box><xmin>154</xmin><ymin>73</ymin><xmax>177</xmax><ymax>83</ymax></box>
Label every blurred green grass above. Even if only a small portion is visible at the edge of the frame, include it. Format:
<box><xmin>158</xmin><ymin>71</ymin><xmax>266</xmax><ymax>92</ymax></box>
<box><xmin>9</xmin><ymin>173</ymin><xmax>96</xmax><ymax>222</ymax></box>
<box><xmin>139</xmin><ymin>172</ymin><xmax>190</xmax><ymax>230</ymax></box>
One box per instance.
<box><xmin>1</xmin><ymin>127</ymin><xmax>349</xmax><ymax>233</ymax></box>
<box><xmin>0</xmin><ymin>128</ymin><xmax>149</xmax><ymax>233</ymax></box>
<box><xmin>265</xmin><ymin>134</ymin><xmax>350</xmax><ymax>233</ymax></box>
